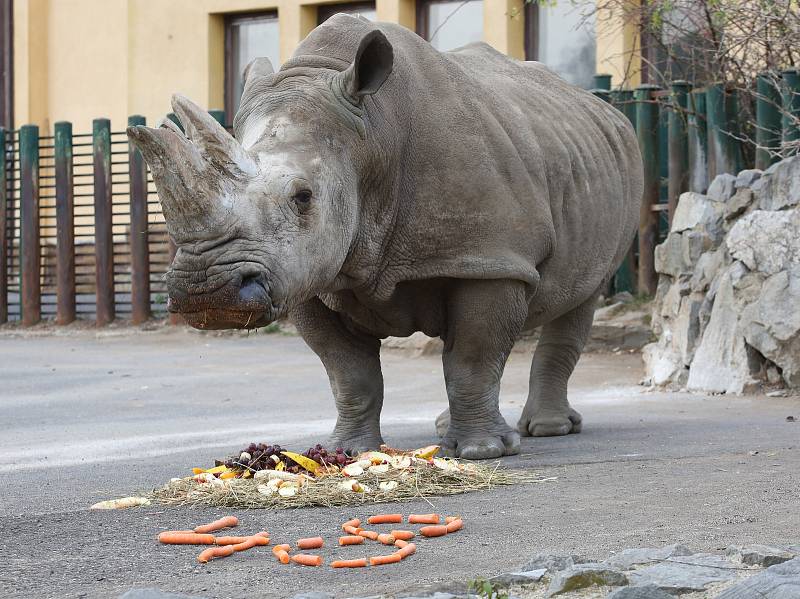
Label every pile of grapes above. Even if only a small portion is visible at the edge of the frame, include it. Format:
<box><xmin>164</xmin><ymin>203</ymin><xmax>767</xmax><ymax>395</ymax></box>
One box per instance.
<box><xmin>221</xmin><ymin>442</ymin><xmax>354</xmax><ymax>474</ymax></box>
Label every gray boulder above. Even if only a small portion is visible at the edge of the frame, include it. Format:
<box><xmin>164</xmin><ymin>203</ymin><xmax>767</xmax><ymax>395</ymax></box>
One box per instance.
<box><xmin>524</xmin><ymin>553</ymin><xmax>589</xmax><ymax>573</ymax></box>
<box><xmin>119</xmin><ymin>591</ymin><xmax>206</xmax><ymax>599</ymax></box>
<box><xmin>671</xmin><ymin>192</ymin><xmax>725</xmax><ymax>237</ymax></box>
<box><xmin>628</xmin><ymin>557</ymin><xmax>737</xmax><ymax>593</ymax></box>
<box><xmin>654</xmin><ymin>230</ymin><xmax>715</xmax><ymax>277</ymax></box>
<box><xmin>707</xmin><ymin>173</ymin><xmax>737</xmax><ymax>202</ymax></box>
<box><xmin>604</xmin><ymin>544</ymin><xmax>694</xmax><ymax>570</ymax></box>
<box><xmin>548</xmin><ymin>564</ymin><xmax>628</xmax><ymax>596</ymax></box>
<box><xmin>726</xmin><ymin>544</ymin><xmax>796</xmax><ymax>567</ymax></box>
<box><xmin>725</xmin><ymin>188</ymin><xmax>756</xmax><ymax>221</ymax></box>
<box><xmin>606</xmin><ymin>586</ymin><xmax>673</xmax><ymax>599</ymax></box>
<box><xmin>756</xmin><ymin>155</ymin><xmax>800</xmax><ymax>211</ymax></box>
<box><xmin>727</xmin><ymin>209</ymin><xmax>800</xmax><ymax>276</ymax></box>
<box><xmin>490</xmin><ymin>569</ymin><xmax>547</xmax><ymax>586</ymax></box>
<box><xmin>735</xmin><ymin>168</ymin><xmax>762</xmax><ymax>189</ymax></box>
<box><xmin>717</xmin><ymin>556</ymin><xmax>800</xmax><ymax>598</ymax></box>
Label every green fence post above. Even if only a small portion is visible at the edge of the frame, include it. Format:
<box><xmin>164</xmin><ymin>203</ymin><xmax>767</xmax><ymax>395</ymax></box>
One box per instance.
<box><xmin>54</xmin><ymin>121</ymin><xmax>76</xmax><ymax>325</ymax></box>
<box><xmin>781</xmin><ymin>68</ymin><xmax>800</xmax><ymax>153</ymax></box>
<box><xmin>167</xmin><ymin>112</ymin><xmax>184</xmax><ymax>132</ymax></box>
<box><xmin>208</xmin><ymin>109</ymin><xmax>226</xmax><ymax>127</ymax></box>
<box><xmin>591</xmin><ymin>89</ymin><xmax>611</xmax><ymax>103</ymax></box>
<box><xmin>20</xmin><ymin>125</ymin><xmax>40</xmax><ymax>326</ymax></box>
<box><xmin>688</xmin><ymin>89</ymin><xmax>708</xmax><ymax>192</ymax></box>
<box><xmin>668</xmin><ymin>81</ymin><xmax>691</xmax><ymax>224</ymax></box>
<box><xmin>755</xmin><ymin>73</ymin><xmax>782</xmax><ymax>170</ymax></box>
<box><xmin>706</xmin><ymin>83</ymin><xmax>745</xmax><ymax>177</ymax></box>
<box><xmin>636</xmin><ymin>84</ymin><xmax>660</xmax><ymax>296</ymax></box>
<box><xmin>593</xmin><ymin>74</ymin><xmax>612</xmax><ymax>91</ymax></box>
<box><xmin>93</xmin><ymin>118</ymin><xmax>115</xmax><ymax>326</ymax></box>
<box><xmin>128</xmin><ymin>115</ymin><xmax>151</xmax><ymax>325</ymax></box>
<box><xmin>0</xmin><ymin>127</ymin><xmax>6</xmax><ymax>324</ymax></box>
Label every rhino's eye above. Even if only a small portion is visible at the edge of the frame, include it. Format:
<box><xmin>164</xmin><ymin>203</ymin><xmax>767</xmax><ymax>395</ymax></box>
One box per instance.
<box><xmin>292</xmin><ymin>189</ymin><xmax>313</xmax><ymax>211</ymax></box>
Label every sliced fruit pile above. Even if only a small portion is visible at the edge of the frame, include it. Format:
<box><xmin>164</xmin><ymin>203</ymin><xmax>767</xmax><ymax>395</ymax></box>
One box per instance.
<box><xmin>156</xmin><ymin>512</ymin><xmax>465</xmax><ymax>568</ymax></box>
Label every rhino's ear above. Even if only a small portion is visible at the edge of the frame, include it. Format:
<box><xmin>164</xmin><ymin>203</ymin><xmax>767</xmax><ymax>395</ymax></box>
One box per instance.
<box><xmin>242</xmin><ymin>57</ymin><xmax>275</xmax><ymax>92</ymax></box>
<box><xmin>340</xmin><ymin>29</ymin><xmax>394</xmax><ymax>102</ymax></box>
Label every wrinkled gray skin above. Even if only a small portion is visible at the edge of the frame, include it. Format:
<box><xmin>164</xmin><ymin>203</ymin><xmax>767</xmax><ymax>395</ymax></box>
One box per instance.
<box><xmin>127</xmin><ymin>15</ymin><xmax>642</xmax><ymax>459</ymax></box>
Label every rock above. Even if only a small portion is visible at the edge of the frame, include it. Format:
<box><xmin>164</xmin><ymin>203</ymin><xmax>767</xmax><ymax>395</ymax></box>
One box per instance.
<box><xmin>666</xmin><ymin>553</ymin><xmax>740</xmax><ymax>569</ymax></box>
<box><xmin>643</xmin><ymin>342</ymin><xmax>687</xmax><ymax>387</ymax></box>
<box><xmin>727</xmin><ymin>209</ymin><xmax>800</xmax><ymax>276</ymax></box>
<box><xmin>594</xmin><ymin>302</ymin><xmax>627</xmax><ymax>321</ymax></box>
<box><xmin>290</xmin><ymin>594</ymin><xmax>334</xmax><ymax>599</ymax></box>
<box><xmin>547</xmin><ymin>564</ymin><xmax>628</xmax><ymax>596</ymax></box>
<box><xmin>524</xmin><ymin>553</ymin><xmax>589</xmax><ymax>573</ymax></box>
<box><xmin>757</xmin><ymin>155</ymin><xmax>800</xmax><ymax>211</ymax></box>
<box><xmin>735</xmin><ymin>168</ymin><xmax>762</xmax><ymax>189</ymax></box>
<box><xmin>654</xmin><ymin>230</ymin><xmax>714</xmax><ymax>277</ymax></box>
<box><xmin>611</xmin><ymin>291</ymin><xmax>635</xmax><ymax>304</ymax></box>
<box><xmin>671</xmin><ymin>192</ymin><xmax>725</xmax><ymax>237</ymax></box>
<box><xmin>606</xmin><ymin>586</ymin><xmax>674</xmax><ymax>599</ymax></box>
<box><xmin>690</xmin><ymin>246</ymin><xmax>727</xmax><ymax>293</ymax></box>
<box><xmin>725</xmin><ymin>188</ymin><xmax>755</xmax><ymax>221</ymax></box>
<box><xmin>741</xmin><ymin>268</ymin><xmax>800</xmax><ymax>386</ymax></box>
<box><xmin>490</xmin><ymin>569</ymin><xmax>547</xmax><ymax>586</ymax></box>
<box><xmin>382</xmin><ymin>331</ymin><xmax>443</xmax><ymax>356</ymax></box>
<box><xmin>119</xmin><ymin>591</ymin><xmax>206</xmax><ymax>599</ymax></box>
<box><xmin>726</xmin><ymin>544</ymin><xmax>795</xmax><ymax>567</ymax></box>
<box><xmin>716</xmin><ymin>556</ymin><xmax>800</xmax><ymax>598</ymax></box>
<box><xmin>586</xmin><ymin>322</ymin><xmax>653</xmax><ymax>352</ymax></box>
<box><xmin>707</xmin><ymin>173</ymin><xmax>737</xmax><ymax>202</ymax></box>
<box><xmin>628</xmin><ymin>557</ymin><xmax>737</xmax><ymax>593</ymax></box>
<box><xmin>688</xmin><ymin>270</ymin><xmax>757</xmax><ymax>394</ymax></box>
<box><xmin>604</xmin><ymin>544</ymin><xmax>694</xmax><ymax>570</ymax></box>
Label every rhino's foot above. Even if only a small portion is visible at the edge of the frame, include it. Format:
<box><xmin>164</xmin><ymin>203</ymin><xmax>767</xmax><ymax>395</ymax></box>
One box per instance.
<box><xmin>440</xmin><ymin>421</ymin><xmax>520</xmax><ymax>460</ymax></box>
<box><xmin>435</xmin><ymin>408</ymin><xmax>450</xmax><ymax>438</ymax></box>
<box><xmin>327</xmin><ymin>430</ymin><xmax>384</xmax><ymax>455</ymax></box>
<box><xmin>518</xmin><ymin>406</ymin><xmax>582</xmax><ymax>437</ymax></box>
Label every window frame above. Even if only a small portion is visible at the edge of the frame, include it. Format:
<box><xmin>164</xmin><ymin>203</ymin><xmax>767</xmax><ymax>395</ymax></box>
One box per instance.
<box><xmin>416</xmin><ymin>0</ymin><xmax>483</xmax><ymax>45</ymax></box>
<box><xmin>523</xmin><ymin>0</ymin><xmax>539</xmax><ymax>61</ymax></box>
<box><xmin>224</xmin><ymin>10</ymin><xmax>279</xmax><ymax>125</ymax></box>
<box><xmin>0</xmin><ymin>0</ymin><xmax>12</xmax><ymax>129</ymax></box>
<box><xmin>317</xmin><ymin>1</ymin><xmax>376</xmax><ymax>25</ymax></box>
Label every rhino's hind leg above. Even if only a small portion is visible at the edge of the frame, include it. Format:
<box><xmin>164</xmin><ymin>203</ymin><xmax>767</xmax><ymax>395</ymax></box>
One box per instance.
<box><xmin>439</xmin><ymin>280</ymin><xmax>527</xmax><ymax>459</ymax></box>
<box><xmin>518</xmin><ymin>294</ymin><xmax>597</xmax><ymax>437</ymax></box>
<box><xmin>290</xmin><ymin>298</ymin><xmax>384</xmax><ymax>453</ymax></box>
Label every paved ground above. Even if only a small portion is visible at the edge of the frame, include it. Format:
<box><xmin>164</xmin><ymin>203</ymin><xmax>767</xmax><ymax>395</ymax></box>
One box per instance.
<box><xmin>1</xmin><ymin>327</ymin><xmax>799</xmax><ymax>599</ymax></box>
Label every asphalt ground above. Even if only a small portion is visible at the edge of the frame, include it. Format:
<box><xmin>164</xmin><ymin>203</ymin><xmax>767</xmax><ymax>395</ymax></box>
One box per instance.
<box><xmin>1</xmin><ymin>328</ymin><xmax>798</xmax><ymax>599</ymax></box>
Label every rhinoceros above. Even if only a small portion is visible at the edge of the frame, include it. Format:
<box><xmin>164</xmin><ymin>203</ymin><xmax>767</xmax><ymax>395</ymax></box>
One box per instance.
<box><xmin>127</xmin><ymin>14</ymin><xmax>642</xmax><ymax>459</ymax></box>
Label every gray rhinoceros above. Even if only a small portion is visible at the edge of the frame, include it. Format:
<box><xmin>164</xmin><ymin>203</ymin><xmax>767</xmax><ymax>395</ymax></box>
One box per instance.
<box><xmin>127</xmin><ymin>14</ymin><xmax>642</xmax><ymax>459</ymax></box>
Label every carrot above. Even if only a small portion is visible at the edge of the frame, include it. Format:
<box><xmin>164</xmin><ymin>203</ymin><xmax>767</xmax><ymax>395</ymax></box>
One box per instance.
<box><xmin>254</xmin><ymin>531</ymin><xmax>270</xmax><ymax>540</ymax></box>
<box><xmin>339</xmin><ymin>535</ymin><xmax>364</xmax><ymax>546</ymax></box>
<box><xmin>445</xmin><ymin>516</ymin><xmax>460</xmax><ymax>524</ymax></box>
<box><xmin>391</xmin><ymin>530</ymin><xmax>415</xmax><ymax>541</ymax></box>
<box><xmin>197</xmin><ymin>545</ymin><xmax>235</xmax><ymax>563</ymax></box>
<box><xmin>296</xmin><ymin>536</ymin><xmax>324</xmax><ymax>550</ymax></box>
<box><xmin>274</xmin><ymin>549</ymin><xmax>290</xmax><ymax>564</ymax></box>
<box><xmin>291</xmin><ymin>554</ymin><xmax>323</xmax><ymax>567</ymax></box>
<box><xmin>377</xmin><ymin>533</ymin><xmax>396</xmax><ymax>545</ymax></box>
<box><xmin>231</xmin><ymin>536</ymin><xmax>268</xmax><ymax>551</ymax></box>
<box><xmin>194</xmin><ymin>516</ymin><xmax>238</xmax><ymax>534</ymax></box>
<box><xmin>370</xmin><ymin>553</ymin><xmax>402</xmax><ymax>566</ymax></box>
<box><xmin>342</xmin><ymin>518</ymin><xmax>361</xmax><ymax>530</ymax></box>
<box><xmin>408</xmin><ymin>513</ymin><xmax>440</xmax><ymax>524</ymax></box>
<box><xmin>445</xmin><ymin>518</ymin><xmax>464</xmax><ymax>533</ymax></box>
<box><xmin>419</xmin><ymin>525</ymin><xmax>448</xmax><ymax>537</ymax></box>
<box><xmin>158</xmin><ymin>532</ymin><xmax>215</xmax><ymax>545</ymax></box>
<box><xmin>272</xmin><ymin>544</ymin><xmax>291</xmax><ymax>554</ymax></box>
<box><xmin>331</xmin><ymin>558</ymin><xmax>368</xmax><ymax>568</ymax></box>
<box><xmin>358</xmin><ymin>530</ymin><xmax>379</xmax><ymax>541</ymax></box>
<box><xmin>216</xmin><ymin>536</ymin><xmax>267</xmax><ymax>546</ymax></box>
<box><xmin>394</xmin><ymin>539</ymin><xmax>409</xmax><ymax>548</ymax></box>
<box><xmin>396</xmin><ymin>542</ymin><xmax>417</xmax><ymax>559</ymax></box>
<box><xmin>343</xmin><ymin>525</ymin><xmax>362</xmax><ymax>535</ymax></box>
<box><xmin>367</xmin><ymin>514</ymin><xmax>402</xmax><ymax>525</ymax></box>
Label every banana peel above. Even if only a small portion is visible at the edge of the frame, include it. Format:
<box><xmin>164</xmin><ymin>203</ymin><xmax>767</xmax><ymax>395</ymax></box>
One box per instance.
<box><xmin>281</xmin><ymin>451</ymin><xmax>322</xmax><ymax>475</ymax></box>
<box><xmin>413</xmin><ymin>445</ymin><xmax>441</xmax><ymax>459</ymax></box>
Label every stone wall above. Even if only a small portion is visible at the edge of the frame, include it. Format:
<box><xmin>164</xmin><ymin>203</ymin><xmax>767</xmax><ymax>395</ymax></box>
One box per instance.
<box><xmin>643</xmin><ymin>155</ymin><xmax>800</xmax><ymax>394</ymax></box>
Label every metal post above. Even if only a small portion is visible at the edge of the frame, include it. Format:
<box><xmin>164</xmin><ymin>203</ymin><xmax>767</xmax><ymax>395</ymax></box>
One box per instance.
<box><xmin>781</xmin><ymin>68</ymin><xmax>800</xmax><ymax>153</ymax></box>
<box><xmin>668</xmin><ymin>81</ymin><xmax>690</xmax><ymax>224</ymax></box>
<box><xmin>0</xmin><ymin>127</ymin><xmax>6</xmax><ymax>324</ymax></box>
<box><xmin>128</xmin><ymin>115</ymin><xmax>150</xmax><ymax>324</ymax></box>
<box><xmin>208</xmin><ymin>110</ymin><xmax>226</xmax><ymax>127</ymax></box>
<box><xmin>55</xmin><ymin>122</ymin><xmax>76</xmax><ymax>325</ymax></box>
<box><xmin>20</xmin><ymin>125</ymin><xmax>40</xmax><ymax>326</ymax></box>
<box><xmin>755</xmin><ymin>73</ymin><xmax>782</xmax><ymax>170</ymax></box>
<box><xmin>688</xmin><ymin>89</ymin><xmax>708</xmax><ymax>193</ymax></box>
<box><xmin>706</xmin><ymin>83</ymin><xmax>745</xmax><ymax>177</ymax></box>
<box><xmin>593</xmin><ymin>74</ymin><xmax>612</xmax><ymax>91</ymax></box>
<box><xmin>636</xmin><ymin>85</ymin><xmax>660</xmax><ymax>296</ymax></box>
<box><xmin>610</xmin><ymin>88</ymin><xmax>637</xmax><ymax>294</ymax></box>
<box><xmin>93</xmin><ymin>118</ymin><xmax>115</xmax><ymax>326</ymax></box>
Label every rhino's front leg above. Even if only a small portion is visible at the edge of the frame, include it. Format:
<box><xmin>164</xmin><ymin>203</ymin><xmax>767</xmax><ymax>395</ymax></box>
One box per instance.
<box><xmin>290</xmin><ymin>298</ymin><xmax>384</xmax><ymax>453</ymax></box>
<box><xmin>440</xmin><ymin>280</ymin><xmax>527</xmax><ymax>459</ymax></box>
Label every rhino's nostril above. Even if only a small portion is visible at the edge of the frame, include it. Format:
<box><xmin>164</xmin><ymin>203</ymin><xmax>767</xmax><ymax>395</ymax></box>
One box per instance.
<box><xmin>238</xmin><ymin>276</ymin><xmax>268</xmax><ymax>305</ymax></box>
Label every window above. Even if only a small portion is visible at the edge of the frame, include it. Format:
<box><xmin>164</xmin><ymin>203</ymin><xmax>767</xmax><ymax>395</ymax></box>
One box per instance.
<box><xmin>0</xmin><ymin>0</ymin><xmax>12</xmax><ymax>129</ymax></box>
<box><xmin>417</xmin><ymin>0</ymin><xmax>484</xmax><ymax>52</ymax></box>
<box><xmin>225</xmin><ymin>11</ymin><xmax>280</xmax><ymax>123</ymax></box>
<box><xmin>317</xmin><ymin>2</ymin><xmax>376</xmax><ymax>25</ymax></box>
<box><xmin>525</xmin><ymin>1</ymin><xmax>596</xmax><ymax>89</ymax></box>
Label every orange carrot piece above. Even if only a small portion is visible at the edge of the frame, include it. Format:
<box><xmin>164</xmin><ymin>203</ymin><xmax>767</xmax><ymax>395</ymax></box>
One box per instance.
<box><xmin>331</xmin><ymin>558</ymin><xmax>368</xmax><ymax>568</ymax></box>
<box><xmin>274</xmin><ymin>549</ymin><xmax>290</xmax><ymax>564</ymax></box>
<box><xmin>419</xmin><ymin>525</ymin><xmax>448</xmax><ymax>537</ymax></box>
<box><xmin>370</xmin><ymin>553</ymin><xmax>402</xmax><ymax>566</ymax></box>
<box><xmin>408</xmin><ymin>513</ymin><xmax>440</xmax><ymax>524</ymax></box>
<box><xmin>358</xmin><ymin>530</ymin><xmax>379</xmax><ymax>541</ymax></box>
<box><xmin>272</xmin><ymin>544</ymin><xmax>291</xmax><ymax>554</ymax></box>
<box><xmin>339</xmin><ymin>535</ymin><xmax>365</xmax><ymax>546</ymax></box>
<box><xmin>391</xmin><ymin>530</ymin><xmax>415</xmax><ymax>541</ymax></box>
<box><xmin>342</xmin><ymin>518</ymin><xmax>361</xmax><ymax>530</ymax></box>
<box><xmin>197</xmin><ymin>545</ymin><xmax>235</xmax><ymax>563</ymax></box>
<box><xmin>254</xmin><ymin>531</ymin><xmax>270</xmax><ymax>541</ymax></box>
<box><xmin>367</xmin><ymin>514</ymin><xmax>402</xmax><ymax>525</ymax></box>
<box><xmin>215</xmin><ymin>536</ymin><xmax>258</xmax><ymax>545</ymax></box>
<box><xmin>291</xmin><ymin>553</ymin><xmax>323</xmax><ymax>567</ymax></box>
<box><xmin>297</xmin><ymin>536</ymin><xmax>324</xmax><ymax>550</ymax></box>
<box><xmin>445</xmin><ymin>518</ymin><xmax>463</xmax><ymax>533</ymax></box>
<box><xmin>194</xmin><ymin>516</ymin><xmax>239</xmax><ymax>534</ymax></box>
<box><xmin>396</xmin><ymin>542</ymin><xmax>417</xmax><ymax>559</ymax></box>
<box><xmin>394</xmin><ymin>539</ymin><xmax>409</xmax><ymax>548</ymax></box>
<box><xmin>158</xmin><ymin>532</ymin><xmax>216</xmax><ymax>545</ymax></box>
<box><xmin>343</xmin><ymin>525</ymin><xmax>362</xmax><ymax>535</ymax></box>
<box><xmin>444</xmin><ymin>516</ymin><xmax>459</xmax><ymax>524</ymax></box>
<box><xmin>231</xmin><ymin>536</ymin><xmax>269</xmax><ymax>551</ymax></box>
<box><xmin>377</xmin><ymin>533</ymin><xmax>396</xmax><ymax>545</ymax></box>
